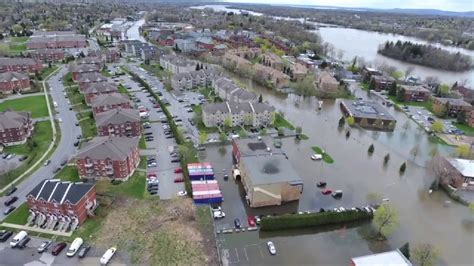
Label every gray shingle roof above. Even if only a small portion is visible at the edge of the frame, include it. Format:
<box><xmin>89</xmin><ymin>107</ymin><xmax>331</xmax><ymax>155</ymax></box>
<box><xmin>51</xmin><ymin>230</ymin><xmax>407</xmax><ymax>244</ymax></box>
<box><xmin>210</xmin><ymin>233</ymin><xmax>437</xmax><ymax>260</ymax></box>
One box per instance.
<box><xmin>77</xmin><ymin>72</ymin><xmax>108</xmax><ymax>83</ymax></box>
<box><xmin>90</xmin><ymin>93</ymin><xmax>131</xmax><ymax>108</ymax></box>
<box><xmin>75</xmin><ymin>136</ymin><xmax>139</xmax><ymax>161</ymax></box>
<box><xmin>95</xmin><ymin>108</ymin><xmax>140</xmax><ymax>126</ymax></box>
<box><xmin>0</xmin><ymin>111</ymin><xmax>30</xmax><ymax>131</ymax></box>
<box><xmin>70</xmin><ymin>63</ymin><xmax>100</xmax><ymax>73</ymax></box>
<box><xmin>0</xmin><ymin>71</ymin><xmax>29</xmax><ymax>82</ymax></box>
<box><xmin>83</xmin><ymin>82</ymin><xmax>118</xmax><ymax>94</ymax></box>
<box><xmin>0</xmin><ymin>57</ymin><xmax>39</xmax><ymax>66</ymax></box>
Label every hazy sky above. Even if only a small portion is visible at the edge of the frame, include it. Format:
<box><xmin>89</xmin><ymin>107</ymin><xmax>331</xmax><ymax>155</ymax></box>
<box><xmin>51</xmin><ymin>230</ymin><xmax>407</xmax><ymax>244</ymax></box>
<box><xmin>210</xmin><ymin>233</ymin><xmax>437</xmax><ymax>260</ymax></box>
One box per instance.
<box><xmin>224</xmin><ymin>0</ymin><xmax>474</xmax><ymax>12</ymax></box>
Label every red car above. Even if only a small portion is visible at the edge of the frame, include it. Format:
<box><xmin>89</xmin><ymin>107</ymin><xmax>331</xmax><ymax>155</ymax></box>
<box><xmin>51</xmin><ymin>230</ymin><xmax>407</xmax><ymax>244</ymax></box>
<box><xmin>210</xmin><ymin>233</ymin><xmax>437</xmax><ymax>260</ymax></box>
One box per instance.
<box><xmin>247</xmin><ymin>216</ymin><xmax>256</xmax><ymax>227</ymax></box>
<box><xmin>174</xmin><ymin>168</ymin><xmax>183</xmax><ymax>174</ymax></box>
<box><xmin>147</xmin><ymin>173</ymin><xmax>157</xmax><ymax>179</ymax></box>
<box><xmin>51</xmin><ymin>242</ymin><xmax>67</xmax><ymax>256</ymax></box>
<box><xmin>321</xmin><ymin>189</ymin><xmax>332</xmax><ymax>195</ymax></box>
<box><xmin>153</xmin><ymin>103</ymin><xmax>160</xmax><ymax>108</ymax></box>
<box><xmin>174</xmin><ymin>177</ymin><xmax>184</xmax><ymax>183</ymax></box>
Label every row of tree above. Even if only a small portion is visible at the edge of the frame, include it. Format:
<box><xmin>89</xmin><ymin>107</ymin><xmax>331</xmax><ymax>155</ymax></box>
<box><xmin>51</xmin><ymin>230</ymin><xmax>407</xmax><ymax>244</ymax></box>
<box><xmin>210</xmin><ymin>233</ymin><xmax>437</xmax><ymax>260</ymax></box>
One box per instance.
<box><xmin>378</xmin><ymin>41</ymin><xmax>472</xmax><ymax>71</ymax></box>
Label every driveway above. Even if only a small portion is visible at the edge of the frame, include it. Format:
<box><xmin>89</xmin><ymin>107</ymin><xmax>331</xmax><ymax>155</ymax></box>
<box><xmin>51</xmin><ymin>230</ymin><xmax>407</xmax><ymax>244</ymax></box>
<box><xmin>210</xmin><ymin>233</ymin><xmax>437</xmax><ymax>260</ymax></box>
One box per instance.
<box><xmin>1</xmin><ymin>66</ymin><xmax>82</xmax><ymax>220</ymax></box>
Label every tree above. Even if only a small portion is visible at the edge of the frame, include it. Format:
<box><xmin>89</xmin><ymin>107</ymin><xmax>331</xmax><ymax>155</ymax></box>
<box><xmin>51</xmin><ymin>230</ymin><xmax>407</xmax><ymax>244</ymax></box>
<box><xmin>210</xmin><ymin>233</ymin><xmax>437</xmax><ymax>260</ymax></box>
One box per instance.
<box><xmin>404</xmin><ymin>66</ymin><xmax>415</xmax><ymax>80</ymax></box>
<box><xmin>400</xmin><ymin>162</ymin><xmax>407</xmax><ymax>173</ymax></box>
<box><xmin>223</xmin><ymin>118</ymin><xmax>232</xmax><ymax>129</ymax></box>
<box><xmin>429</xmin><ymin>146</ymin><xmax>439</xmax><ymax>158</ymax></box>
<box><xmin>346</xmin><ymin>116</ymin><xmax>355</xmax><ymax>126</ymax></box>
<box><xmin>384</xmin><ymin>153</ymin><xmax>390</xmax><ymax>165</ymax></box>
<box><xmin>396</xmin><ymin>87</ymin><xmax>406</xmax><ymax>102</ymax></box>
<box><xmin>12</xmin><ymin>24</ymin><xmax>23</xmax><ymax>34</ymax></box>
<box><xmin>295</xmin><ymin>126</ymin><xmax>302</xmax><ymax>137</ymax></box>
<box><xmin>277</xmin><ymin>128</ymin><xmax>284</xmax><ymax>136</ymax></box>
<box><xmin>372</xmin><ymin>204</ymin><xmax>399</xmax><ymax>239</ymax></box>
<box><xmin>456</xmin><ymin>111</ymin><xmax>467</xmax><ymax>124</ymax></box>
<box><xmin>431</xmin><ymin>121</ymin><xmax>444</xmax><ymax>133</ymax></box>
<box><xmin>258</xmin><ymin>94</ymin><xmax>263</xmax><ymax>103</ymax></box>
<box><xmin>368</xmin><ymin>78</ymin><xmax>376</xmax><ymax>91</ymax></box>
<box><xmin>219</xmin><ymin>132</ymin><xmax>227</xmax><ymax>142</ymax></box>
<box><xmin>198</xmin><ymin>132</ymin><xmax>208</xmax><ymax>144</ymax></box>
<box><xmin>388</xmin><ymin>81</ymin><xmax>397</xmax><ymax>96</ymax></box>
<box><xmin>439</xmin><ymin>84</ymin><xmax>450</xmax><ymax>97</ymax></box>
<box><xmin>196</xmin><ymin>63</ymin><xmax>200</xmax><ymax>71</ymax></box>
<box><xmin>412</xmin><ymin>244</ymin><xmax>440</xmax><ymax>266</ymax></box>
<box><xmin>368</xmin><ymin>144</ymin><xmax>375</xmax><ymax>154</ymax></box>
<box><xmin>260</xmin><ymin>128</ymin><xmax>267</xmax><ymax>136</ymax></box>
<box><xmin>338</xmin><ymin>116</ymin><xmax>345</xmax><ymax>127</ymax></box>
<box><xmin>456</xmin><ymin>144</ymin><xmax>470</xmax><ymax>158</ymax></box>
<box><xmin>410</xmin><ymin>145</ymin><xmax>420</xmax><ymax>159</ymax></box>
<box><xmin>238</xmin><ymin>128</ymin><xmax>248</xmax><ymax>138</ymax></box>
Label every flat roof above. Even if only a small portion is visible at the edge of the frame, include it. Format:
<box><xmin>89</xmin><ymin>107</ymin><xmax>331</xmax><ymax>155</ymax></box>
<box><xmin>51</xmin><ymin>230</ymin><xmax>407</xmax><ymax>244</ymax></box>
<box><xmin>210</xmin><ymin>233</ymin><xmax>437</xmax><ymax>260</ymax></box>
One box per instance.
<box><xmin>234</xmin><ymin>137</ymin><xmax>277</xmax><ymax>157</ymax></box>
<box><xmin>342</xmin><ymin>100</ymin><xmax>396</xmax><ymax>121</ymax></box>
<box><xmin>240</xmin><ymin>153</ymin><xmax>303</xmax><ymax>186</ymax></box>
<box><xmin>448</xmin><ymin>158</ymin><xmax>474</xmax><ymax>178</ymax></box>
<box><xmin>352</xmin><ymin>250</ymin><xmax>411</xmax><ymax>266</ymax></box>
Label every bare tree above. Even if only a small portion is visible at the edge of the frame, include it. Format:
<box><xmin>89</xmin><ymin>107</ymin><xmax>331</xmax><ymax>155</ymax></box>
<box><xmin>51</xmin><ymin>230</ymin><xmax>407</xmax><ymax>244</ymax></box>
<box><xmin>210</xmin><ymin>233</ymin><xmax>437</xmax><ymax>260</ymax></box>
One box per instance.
<box><xmin>404</xmin><ymin>66</ymin><xmax>415</xmax><ymax>80</ymax></box>
<box><xmin>427</xmin><ymin>156</ymin><xmax>462</xmax><ymax>188</ymax></box>
<box><xmin>336</xmin><ymin>49</ymin><xmax>344</xmax><ymax>61</ymax></box>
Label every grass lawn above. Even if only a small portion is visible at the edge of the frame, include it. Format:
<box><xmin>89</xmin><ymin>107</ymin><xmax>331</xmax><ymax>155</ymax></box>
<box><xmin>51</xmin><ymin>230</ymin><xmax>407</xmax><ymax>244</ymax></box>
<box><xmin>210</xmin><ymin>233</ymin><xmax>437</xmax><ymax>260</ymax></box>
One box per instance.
<box><xmin>387</xmin><ymin>95</ymin><xmax>433</xmax><ymax>111</ymax></box>
<box><xmin>138</xmin><ymin>135</ymin><xmax>147</xmax><ymax>149</ymax></box>
<box><xmin>453</xmin><ymin>123</ymin><xmax>474</xmax><ymax>136</ymax></box>
<box><xmin>0</xmin><ymin>95</ymin><xmax>48</xmax><ymax>118</ymax></box>
<box><xmin>38</xmin><ymin>66</ymin><xmax>58</xmax><ymax>80</ymax></box>
<box><xmin>274</xmin><ymin>113</ymin><xmax>295</xmax><ymax>130</ymax></box>
<box><xmin>101</xmin><ymin>69</ymin><xmax>112</xmax><ymax>77</ymax></box>
<box><xmin>79</xmin><ymin>118</ymin><xmax>97</xmax><ymax>139</ymax></box>
<box><xmin>95</xmin><ymin>171</ymin><xmax>146</xmax><ymax>199</ymax></box>
<box><xmin>62</xmin><ymin>73</ymin><xmax>75</xmax><ymax>87</ymax></box>
<box><xmin>0</xmin><ymin>37</ymin><xmax>28</xmax><ymax>56</ymax></box>
<box><xmin>54</xmin><ymin>166</ymin><xmax>80</xmax><ymax>182</ymax></box>
<box><xmin>138</xmin><ymin>156</ymin><xmax>147</xmax><ymax>169</ymax></box>
<box><xmin>2</xmin><ymin>203</ymin><xmax>29</xmax><ymax>224</ymax></box>
<box><xmin>311</xmin><ymin>146</ymin><xmax>335</xmax><ymax>164</ymax></box>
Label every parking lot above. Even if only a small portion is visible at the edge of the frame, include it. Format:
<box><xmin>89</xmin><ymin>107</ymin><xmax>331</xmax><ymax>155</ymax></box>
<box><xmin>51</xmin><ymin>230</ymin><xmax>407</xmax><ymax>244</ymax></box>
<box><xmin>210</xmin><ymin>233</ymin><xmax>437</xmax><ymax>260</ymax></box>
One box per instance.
<box><xmin>0</xmin><ymin>154</ymin><xmax>24</xmax><ymax>174</ymax></box>
<box><xmin>0</xmin><ymin>234</ymin><xmax>127</xmax><ymax>265</ymax></box>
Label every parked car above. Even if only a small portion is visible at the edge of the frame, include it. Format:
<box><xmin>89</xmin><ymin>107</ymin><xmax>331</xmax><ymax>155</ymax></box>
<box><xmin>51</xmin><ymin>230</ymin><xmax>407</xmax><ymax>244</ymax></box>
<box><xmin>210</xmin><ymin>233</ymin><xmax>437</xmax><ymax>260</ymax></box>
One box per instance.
<box><xmin>74</xmin><ymin>140</ymin><xmax>80</xmax><ymax>147</ymax></box>
<box><xmin>66</xmin><ymin>237</ymin><xmax>84</xmax><ymax>257</ymax></box>
<box><xmin>174</xmin><ymin>168</ymin><xmax>183</xmax><ymax>173</ymax></box>
<box><xmin>321</xmin><ymin>189</ymin><xmax>332</xmax><ymax>195</ymax></box>
<box><xmin>211</xmin><ymin>206</ymin><xmax>221</xmax><ymax>212</ymax></box>
<box><xmin>234</xmin><ymin>218</ymin><xmax>241</xmax><ymax>229</ymax></box>
<box><xmin>100</xmin><ymin>247</ymin><xmax>117</xmax><ymax>265</ymax></box>
<box><xmin>60</xmin><ymin>159</ymin><xmax>68</xmax><ymax>166</ymax></box>
<box><xmin>9</xmin><ymin>231</ymin><xmax>27</xmax><ymax>247</ymax></box>
<box><xmin>255</xmin><ymin>216</ymin><xmax>261</xmax><ymax>225</ymax></box>
<box><xmin>316</xmin><ymin>181</ymin><xmax>327</xmax><ymax>188</ymax></box>
<box><xmin>213</xmin><ymin>210</ymin><xmax>226</xmax><ymax>219</ymax></box>
<box><xmin>78</xmin><ymin>245</ymin><xmax>91</xmax><ymax>258</ymax></box>
<box><xmin>51</xmin><ymin>242</ymin><xmax>67</xmax><ymax>255</ymax></box>
<box><xmin>144</xmin><ymin>132</ymin><xmax>153</xmax><ymax>136</ymax></box>
<box><xmin>44</xmin><ymin>160</ymin><xmax>51</xmax><ymax>166</ymax></box>
<box><xmin>3</xmin><ymin>206</ymin><xmax>16</xmax><ymax>215</ymax></box>
<box><xmin>332</xmin><ymin>190</ymin><xmax>343</xmax><ymax>199</ymax></box>
<box><xmin>5</xmin><ymin>186</ymin><xmax>17</xmax><ymax>196</ymax></box>
<box><xmin>4</xmin><ymin>196</ymin><xmax>18</xmax><ymax>206</ymax></box>
<box><xmin>37</xmin><ymin>240</ymin><xmax>52</xmax><ymax>253</ymax></box>
<box><xmin>0</xmin><ymin>230</ymin><xmax>13</xmax><ymax>242</ymax></box>
<box><xmin>177</xmin><ymin>191</ymin><xmax>187</xmax><ymax>197</ymax></box>
<box><xmin>18</xmin><ymin>155</ymin><xmax>28</xmax><ymax>162</ymax></box>
<box><xmin>173</xmin><ymin>177</ymin><xmax>184</xmax><ymax>183</ymax></box>
<box><xmin>17</xmin><ymin>236</ymin><xmax>31</xmax><ymax>249</ymax></box>
<box><xmin>53</xmin><ymin>167</ymin><xmax>61</xmax><ymax>174</ymax></box>
<box><xmin>247</xmin><ymin>216</ymin><xmax>256</xmax><ymax>227</ymax></box>
<box><xmin>267</xmin><ymin>241</ymin><xmax>276</xmax><ymax>255</ymax></box>
<box><xmin>2</xmin><ymin>153</ymin><xmax>10</xmax><ymax>159</ymax></box>
<box><xmin>311</xmin><ymin>154</ymin><xmax>323</xmax><ymax>160</ymax></box>
<box><xmin>171</xmin><ymin>158</ymin><xmax>181</xmax><ymax>163</ymax></box>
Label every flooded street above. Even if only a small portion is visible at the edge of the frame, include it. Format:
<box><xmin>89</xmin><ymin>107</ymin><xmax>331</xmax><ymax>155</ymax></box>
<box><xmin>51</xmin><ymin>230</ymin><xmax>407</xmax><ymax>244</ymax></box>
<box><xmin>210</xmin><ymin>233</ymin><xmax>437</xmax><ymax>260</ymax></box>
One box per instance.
<box><xmin>203</xmin><ymin>73</ymin><xmax>473</xmax><ymax>265</ymax></box>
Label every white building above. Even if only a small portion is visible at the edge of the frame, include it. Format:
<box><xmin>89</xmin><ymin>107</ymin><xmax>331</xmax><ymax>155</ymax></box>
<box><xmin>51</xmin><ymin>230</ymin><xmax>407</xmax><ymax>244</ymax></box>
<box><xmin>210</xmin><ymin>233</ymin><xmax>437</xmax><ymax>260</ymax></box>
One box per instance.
<box><xmin>202</xmin><ymin>101</ymin><xmax>274</xmax><ymax>128</ymax></box>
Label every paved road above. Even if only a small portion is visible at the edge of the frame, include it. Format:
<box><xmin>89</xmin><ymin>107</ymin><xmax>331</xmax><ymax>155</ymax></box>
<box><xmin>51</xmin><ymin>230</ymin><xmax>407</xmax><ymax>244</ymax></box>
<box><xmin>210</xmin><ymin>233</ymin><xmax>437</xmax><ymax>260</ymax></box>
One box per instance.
<box><xmin>1</xmin><ymin>66</ymin><xmax>82</xmax><ymax>220</ymax></box>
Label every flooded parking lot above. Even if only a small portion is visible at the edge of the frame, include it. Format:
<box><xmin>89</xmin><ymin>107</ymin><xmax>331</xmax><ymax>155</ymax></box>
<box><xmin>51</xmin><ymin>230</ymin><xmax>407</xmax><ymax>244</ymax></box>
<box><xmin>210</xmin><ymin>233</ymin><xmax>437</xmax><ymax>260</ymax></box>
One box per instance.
<box><xmin>200</xmin><ymin>74</ymin><xmax>473</xmax><ymax>265</ymax></box>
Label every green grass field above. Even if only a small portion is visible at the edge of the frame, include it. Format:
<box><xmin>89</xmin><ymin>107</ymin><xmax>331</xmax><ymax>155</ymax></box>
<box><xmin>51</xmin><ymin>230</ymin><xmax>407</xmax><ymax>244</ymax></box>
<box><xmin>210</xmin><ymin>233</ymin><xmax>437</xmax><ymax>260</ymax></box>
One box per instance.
<box><xmin>0</xmin><ymin>95</ymin><xmax>49</xmax><ymax>118</ymax></box>
<box><xmin>311</xmin><ymin>146</ymin><xmax>335</xmax><ymax>164</ymax></box>
<box><xmin>54</xmin><ymin>166</ymin><xmax>80</xmax><ymax>182</ymax></box>
<box><xmin>2</xmin><ymin>203</ymin><xmax>29</xmax><ymax>224</ymax></box>
<box><xmin>39</xmin><ymin>66</ymin><xmax>58</xmax><ymax>80</ymax></box>
<box><xmin>0</xmin><ymin>37</ymin><xmax>28</xmax><ymax>56</ymax></box>
<box><xmin>78</xmin><ymin>118</ymin><xmax>97</xmax><ymax>139</ymax></box>
<box><xmin>453</xmin><ymin>122</ymin><xmax>474</xmax><ymax>136</ymax></box>
<box><xmin>274</xmin><ymin>113</ymin><xmax>295</xmax><ymax>130</ymax></box>
<box><xmin>95</xmin><ymin>171</ymin><xmax>146</xmax><ymax>199</ymax></box>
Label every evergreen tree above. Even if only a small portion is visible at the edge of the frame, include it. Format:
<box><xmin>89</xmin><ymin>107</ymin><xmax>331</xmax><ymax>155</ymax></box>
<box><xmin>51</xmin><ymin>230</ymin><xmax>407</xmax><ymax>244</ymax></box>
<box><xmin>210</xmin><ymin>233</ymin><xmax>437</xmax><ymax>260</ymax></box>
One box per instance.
<box><xmin>400</xmin><ymin>162</ymin><xmax>407</xmax><ymax>173</ymax></box>
<box><xmin>258</xmin><ymin>94</ymin><xmax>263</xmax><ymax>103</ymax></box>
<box><xmin>388</xmin><ymin>81</ymin><xmax>397</xmax><ymax>96</ymax></box>
<box><xmin>368</xmin><ymin>78</ymin><xmax>376</xmax><ymax>91</ymax></box>
<box><xmin>368</xmin><ymin>144</ymin><xmax>375</xmax><ymax>154</ymax></box>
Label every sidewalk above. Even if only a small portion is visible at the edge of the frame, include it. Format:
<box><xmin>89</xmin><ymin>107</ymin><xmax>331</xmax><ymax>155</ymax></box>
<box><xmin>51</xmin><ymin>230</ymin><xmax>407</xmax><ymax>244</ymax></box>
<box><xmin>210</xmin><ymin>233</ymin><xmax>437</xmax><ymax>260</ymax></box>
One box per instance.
<box><xmin>1</xmin><ymin>222</ymin><xmax>73</xmax><ymax>237</ymax></box>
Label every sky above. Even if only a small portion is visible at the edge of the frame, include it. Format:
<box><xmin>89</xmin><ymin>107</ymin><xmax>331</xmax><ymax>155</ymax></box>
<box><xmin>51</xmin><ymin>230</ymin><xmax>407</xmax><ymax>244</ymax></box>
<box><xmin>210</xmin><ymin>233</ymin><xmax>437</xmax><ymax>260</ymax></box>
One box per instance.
<box><xmin>223</xmin><ymin>0</ymin><xmax>474</xmax><ymax>12</ymax></box>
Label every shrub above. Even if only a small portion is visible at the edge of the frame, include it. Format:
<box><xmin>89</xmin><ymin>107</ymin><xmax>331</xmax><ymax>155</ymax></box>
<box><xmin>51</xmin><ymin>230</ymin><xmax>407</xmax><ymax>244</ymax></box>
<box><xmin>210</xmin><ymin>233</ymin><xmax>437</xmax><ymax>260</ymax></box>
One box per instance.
<box><xmin>260</xmin><ymin>210</ymin><xmax>373</xmax><ymax>231</ymax></box>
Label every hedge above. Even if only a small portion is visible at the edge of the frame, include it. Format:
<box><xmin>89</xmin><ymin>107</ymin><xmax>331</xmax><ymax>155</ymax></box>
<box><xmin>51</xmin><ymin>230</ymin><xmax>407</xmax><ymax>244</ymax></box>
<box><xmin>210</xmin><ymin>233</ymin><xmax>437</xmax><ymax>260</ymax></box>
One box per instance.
<box><xmin>260</xmin><ymin>210</ymin><xmax>373</xmax><ymax>231</ymax></box>
<box><xmin>124</xmin><ymin>67</ymin><xmax>192</xmax><ymax>195</ymax></box>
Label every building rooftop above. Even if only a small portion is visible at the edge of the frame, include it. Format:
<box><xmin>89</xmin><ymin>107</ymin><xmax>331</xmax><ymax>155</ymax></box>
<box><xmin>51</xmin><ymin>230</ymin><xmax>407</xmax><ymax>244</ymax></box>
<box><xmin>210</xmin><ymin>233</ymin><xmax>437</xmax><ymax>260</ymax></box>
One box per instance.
<box><xmin>83</xmin><ymin>82</ymin><xmax>118</xmax><ymax>94</ymax></box>
<box><xmin>434</xmin><ymin>97</ymin><xmax>472</xmax><ymax>107</ymax></box>
<box><xmin>0</xmin><ymin>110</ymin><xmax>30</xmax><ymax>131</ymax></box>
<box><xmin>91</xmin><ymin>93</ymin><xmax>131</xmax><ymax>108</ymax></box>
<box><xmin>401</xmin><ymin>85</ymin><xmax>430</xmax><ymax>93</ymax></box>
<box><xmin>77</xmin><ymin>72</ymin><xmax>108</xmax><ymax>83</ymax></box>
<box><xmin>240</xmin><ymin>153</ymin><xmax>304</xmax><ymax>186</ymax></box>
<box><xmin>351</xmin><ymin>250</ymin><xmax>411</xmax><ymax>266</ymax></box>
<box><xmin>0</xmin><ymin>57</ymin><xmax>39</xmax><ymax>66</ymax></box>
<box><xmin>75</xmin><ymin>136</ymin><xmax>139</xmax><ymax>161</ymax></box>
<box><xmin>95</xmin><ymin>108</ymin><xmax>140</xmax><ymax>126</ymax></box>
<box><xmin>448</xmin><ymin>158</ymin><xmax>474</xmax><ymax>178</ymax></box>
<box><xmin>342</xmin><ymin>100</ymin><xmax>396</xmax><ymax>121</ymax></box>
<box><xmin>0</xmin><ymin>71</ymin><xmax>29</xmax><ymax>82</ymax></box>
<box><xmin>27</xmin><ymin>179</ymin><xmax>94</xmax><ymax>205</ymax></box>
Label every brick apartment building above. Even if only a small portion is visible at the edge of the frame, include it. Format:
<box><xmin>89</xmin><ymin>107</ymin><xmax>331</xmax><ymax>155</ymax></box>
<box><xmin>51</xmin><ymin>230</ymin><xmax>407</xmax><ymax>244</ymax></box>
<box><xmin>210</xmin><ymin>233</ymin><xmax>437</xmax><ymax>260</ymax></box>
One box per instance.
<box><xmin>87</xmin><ymin>49</ymin><xmax>120</xmax><ymax>63</ymax></box>
<box><xmin>26</xmin><ymin>180</ymin><xmax>97</xmax><ymax>225</ymax></box>
<box><xmin>91</xmin><ymin>93</ymin><xmax>132</xmax><ymax>115</ymax></box>
<box><xmin>70</xmin><ymin>64</ymin><xmax>100</xmax><ymax>81</ymax></box>
<box><xmin>0</xmin><ymin>110</ymin><xmax>34</xmax><ymax>146</ymax></box>
<box><xmin>432</xmin><ymin>97</ymin><xmax>472</xmax><ymax>117</ymax></box>
<box><xmin>361</xmin><ymin>66</ymin><xmax>382</xmax><ymax>83</ymax></box>
<box><xmin>0</xmin><ymin>57</ymin><xmax>43</xmax><ymax>73</ymax></box>
<box><xmin>83</xmin><ymin>82</ymin><xmax>118</xmax><ymax>105</ymax></box>
<box><xmin>77</xmin><ymin>72</ymin><xmax>108</xmax><ymax>92</ymax></box>
<box><xmin>95</xmin><ymin>108</ymin><xmax>141</xmax><ymax>137</ymax></box>
<box><xmin>26</xmin><ymin>31</ymin><xmax>86</xmax><ymax>49</ymax></box>
<box><xmin>400</xmin><ymin>85</ymin><xmax>431</xmax><ymax>102</ymax></box>
<box><xmin>29</xmin><ymin>49</ymin><xmax>65</xmax><ymax>62</ymax></box>
<box><xmin>0</xmin><ymin>72</ymin><xmax>31</xmax><ymax>94</ymax></box>
<box><xmin>75</xmin><ymin>136</ymin><xmax>140</xmax><ymax>180</ymax></box>
<box><xmin>371</xmin><ymin>75</ymin><xmax>395</xmax><ymax>91</ymax></box>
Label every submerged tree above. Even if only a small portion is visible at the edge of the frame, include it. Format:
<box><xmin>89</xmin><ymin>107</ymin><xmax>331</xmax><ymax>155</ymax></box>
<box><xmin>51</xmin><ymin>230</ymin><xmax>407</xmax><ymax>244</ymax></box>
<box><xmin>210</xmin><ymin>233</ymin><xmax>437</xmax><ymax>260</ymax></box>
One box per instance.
<box><xmin>400</xmin><ymin>162</ymin><xmax>407</xmax><ymax>174</ymax></box>
<box><xmin>372</xmin><ymin>204</ymin><xmax>399</xmax><ymax>240</ymax></box>
<box><xmin>412</xmin><ymin>244</ymin><xmax>440</xmax><ymax>266</ymax></box>
<box><xmin>368</xmin><ymin>144</ymin><xmax>375</xmax><ymax>154</ymax></box>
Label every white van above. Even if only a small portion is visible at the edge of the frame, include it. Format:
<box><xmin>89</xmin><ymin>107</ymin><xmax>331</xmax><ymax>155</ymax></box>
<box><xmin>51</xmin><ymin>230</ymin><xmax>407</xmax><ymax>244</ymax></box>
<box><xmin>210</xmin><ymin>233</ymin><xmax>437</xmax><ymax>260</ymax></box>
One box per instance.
<box><xmin>10</xmin><ymin>231</ymin><xmax>28</xmax><ymax>248</ymax></box>
<box><xmin>66</xmin><ymin>237</ymin><xmax>83</xmax><ymax>257</ymax></box>
<box><xmin>100</xmin><ymin>247</ymin><xmax>117</xmax><ymax>265</ymax></box>
<box><xmin>53</xmin><ymin>101</ymin><xmax>58</xmax><ymax>108</ymax></box>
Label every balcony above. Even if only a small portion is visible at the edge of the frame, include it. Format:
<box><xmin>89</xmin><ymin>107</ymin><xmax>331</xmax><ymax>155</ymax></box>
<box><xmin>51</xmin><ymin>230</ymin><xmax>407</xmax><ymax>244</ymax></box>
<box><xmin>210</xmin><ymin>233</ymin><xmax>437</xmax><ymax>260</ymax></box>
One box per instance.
<box><xmin>84</xmin><ymin>162</ymin><xmax>93</xmax><ymax>167</ymax></box>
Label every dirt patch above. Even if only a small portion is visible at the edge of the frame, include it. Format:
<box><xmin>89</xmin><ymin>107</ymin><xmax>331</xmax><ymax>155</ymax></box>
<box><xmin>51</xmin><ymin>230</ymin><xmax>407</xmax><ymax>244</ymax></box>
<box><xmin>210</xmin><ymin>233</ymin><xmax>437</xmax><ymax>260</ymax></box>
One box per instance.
<box><xmin>91</xmin><ymin>197</ymin><xmax>217</xmax><ymax>265</ymax></box>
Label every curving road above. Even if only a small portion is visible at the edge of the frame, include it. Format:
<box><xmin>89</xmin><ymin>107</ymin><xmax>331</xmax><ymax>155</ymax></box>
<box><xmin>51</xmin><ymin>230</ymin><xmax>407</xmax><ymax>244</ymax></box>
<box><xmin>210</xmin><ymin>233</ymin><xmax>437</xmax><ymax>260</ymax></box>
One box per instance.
<box><xmin>0</xmin><ymin>65</ymin><xmax>82</xmax><ymax>220</ymax></box>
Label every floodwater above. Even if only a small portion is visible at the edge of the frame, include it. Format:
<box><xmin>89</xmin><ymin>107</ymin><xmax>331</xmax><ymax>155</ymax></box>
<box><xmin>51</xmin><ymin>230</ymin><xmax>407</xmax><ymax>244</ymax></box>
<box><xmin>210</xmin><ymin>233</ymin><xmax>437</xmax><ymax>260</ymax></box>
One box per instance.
<box><xmin>206</xmin><ymin>71</ymin><xmax>473</xmax><ymax>265</ymax></box>
<box><xmin>316</xmin><ymin>27</ymin><xmax>474</xmax><ymax>87</ymax></box>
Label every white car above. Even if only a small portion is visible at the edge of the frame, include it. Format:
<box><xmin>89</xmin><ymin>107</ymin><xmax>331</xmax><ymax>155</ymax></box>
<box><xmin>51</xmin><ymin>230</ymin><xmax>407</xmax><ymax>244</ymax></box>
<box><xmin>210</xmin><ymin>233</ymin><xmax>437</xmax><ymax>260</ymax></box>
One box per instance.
<box><xmin>177</xmin><ymin>191</ymin><xmax>187</xmax><ymax>197</ymax></box>
<box><xmin>267</xmin><ymin>241</ymin><xmax>276</xmax><ymax>255</ymax></box>
<box><xmin>311</xmin><ymin>154</ymin><xmax>322</xmax><ymax>160</ymax></box>
<box><xmin>100</xmin><ymin>247</ymin><xmax>117</xmax><ymax>265</ymax></box>
<box><xmin>213</xmin><ymin>210</ymin><xmax>225</xmax><ymax>219</ymax></box>
<box><xmin>211</xmin><ymin>206</ymin><xmax>221</xmax><ymax>212</ymax></box>
<box><xmin>255</xmin><ymin>216</ymin><xmax>261</xmax><ymax>225</ymax></box>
